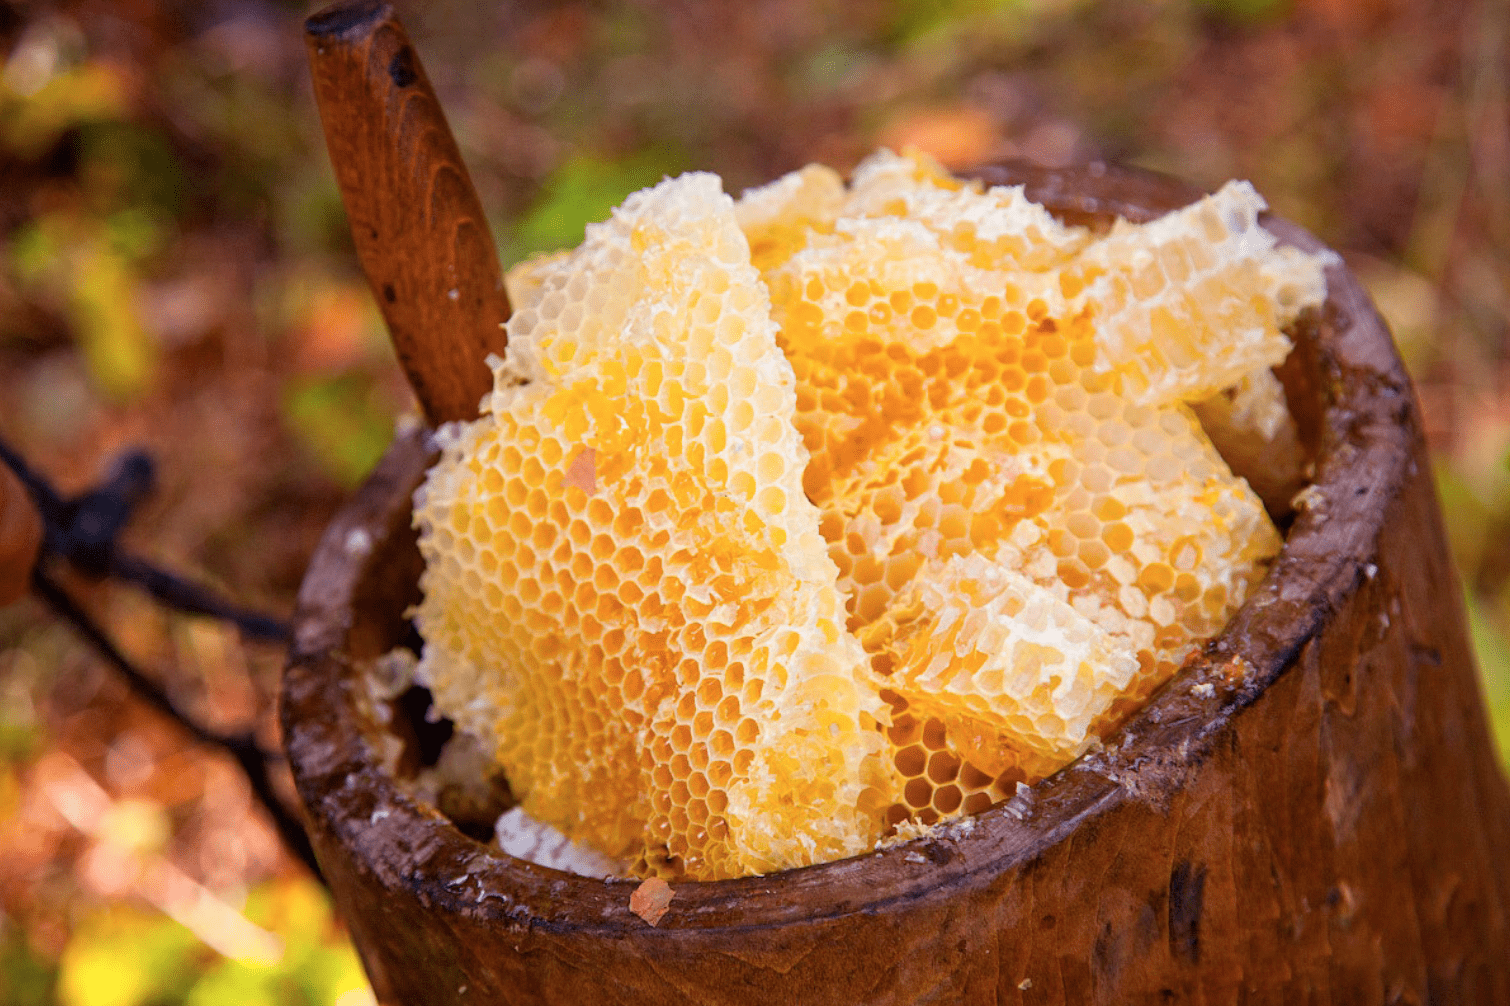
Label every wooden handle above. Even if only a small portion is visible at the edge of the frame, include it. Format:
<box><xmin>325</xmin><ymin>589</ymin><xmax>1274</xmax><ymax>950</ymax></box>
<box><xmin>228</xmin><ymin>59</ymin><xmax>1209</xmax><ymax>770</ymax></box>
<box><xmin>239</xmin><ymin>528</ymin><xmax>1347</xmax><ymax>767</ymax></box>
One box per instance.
<box><xmin>1</xmin><ymin>462</ymin><xmax>41</xmax><ymax>605</ymax></box>
<box><xmin>305</xmin><ymin>0</ymin><xmax>510</xmax><ymax>426</ymax></box>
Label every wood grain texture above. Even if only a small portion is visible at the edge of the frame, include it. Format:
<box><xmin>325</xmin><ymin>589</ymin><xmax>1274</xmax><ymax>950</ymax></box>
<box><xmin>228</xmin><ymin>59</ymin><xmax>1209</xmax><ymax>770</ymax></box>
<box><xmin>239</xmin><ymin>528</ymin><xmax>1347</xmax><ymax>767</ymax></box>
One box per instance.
<box><xmin>283</xmin><ymin>164</ymin><xmax>1510</xmax><ymax>1004</ymax></box>
<box><xmin>304</xmin><ymin>0</ymin><xmax>509</xmax><ymax>425</ymax></box>
<box><xmin>0</xmin><ymin>462</ymin><xmax>41</xmax><ymax>605</ymax></box>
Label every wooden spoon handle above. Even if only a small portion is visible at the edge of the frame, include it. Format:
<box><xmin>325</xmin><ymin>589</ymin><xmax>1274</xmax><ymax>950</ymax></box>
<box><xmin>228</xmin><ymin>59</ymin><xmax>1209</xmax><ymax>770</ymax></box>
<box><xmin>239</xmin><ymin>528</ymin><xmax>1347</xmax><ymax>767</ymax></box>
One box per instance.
<box><xmin>305</xmin><ymin>0</ymin><xmax>509</xmax><ymax>426</ymax></box>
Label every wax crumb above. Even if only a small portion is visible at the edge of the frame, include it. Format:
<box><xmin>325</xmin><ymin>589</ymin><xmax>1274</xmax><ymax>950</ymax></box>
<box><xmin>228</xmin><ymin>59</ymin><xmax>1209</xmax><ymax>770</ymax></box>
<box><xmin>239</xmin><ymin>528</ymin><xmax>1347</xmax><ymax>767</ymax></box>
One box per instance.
<box><xmin>630</xmin><ymin>876</ymin><xmax>674</xmax><ymax>925</ymax></box>
<box><xmin>343</xmin><ymin>528</ymin><xmax>373</xmax><ymax>558</ymax></box>
<box><xmin>1291</xmin><ymin>485</ymin><xmax>1326</xmax><ymax>512</ymax></box>
<box><xmin>563</xmin><ymin>447</ymin><xmax>597</xmax><ymax>493</ymax></box>
<box><xmin>1218</xmin><ymin>656</ymin><xmax>1255</xmax><ymax>683</ymax></box>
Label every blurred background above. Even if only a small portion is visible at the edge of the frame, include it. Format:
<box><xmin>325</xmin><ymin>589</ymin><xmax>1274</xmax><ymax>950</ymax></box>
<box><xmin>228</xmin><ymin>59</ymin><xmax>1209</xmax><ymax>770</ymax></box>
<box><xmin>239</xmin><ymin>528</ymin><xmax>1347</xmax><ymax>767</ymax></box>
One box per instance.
<box><xmin>0</xmin><ymin>0</ymin><xmax>1505</xmax><ymax>1001</ymax></box>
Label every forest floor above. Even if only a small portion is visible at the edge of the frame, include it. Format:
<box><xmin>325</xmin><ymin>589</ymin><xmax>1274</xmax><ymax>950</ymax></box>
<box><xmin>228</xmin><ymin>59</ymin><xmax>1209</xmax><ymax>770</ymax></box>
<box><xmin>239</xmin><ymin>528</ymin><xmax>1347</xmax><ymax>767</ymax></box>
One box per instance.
<box><xmin>1</xmin><ymin>0</ymin><xmax>1506</xmax><ymax>1002</ymax></box>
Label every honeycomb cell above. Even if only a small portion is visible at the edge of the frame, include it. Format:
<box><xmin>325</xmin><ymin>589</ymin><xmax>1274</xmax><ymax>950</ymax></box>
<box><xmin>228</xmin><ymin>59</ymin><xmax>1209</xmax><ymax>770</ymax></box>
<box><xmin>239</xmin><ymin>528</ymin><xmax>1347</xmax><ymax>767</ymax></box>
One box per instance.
<box><xmin>866</xmin><ymin>554</ymin><xmax>1139</xmax><ymax>774</ymax></box>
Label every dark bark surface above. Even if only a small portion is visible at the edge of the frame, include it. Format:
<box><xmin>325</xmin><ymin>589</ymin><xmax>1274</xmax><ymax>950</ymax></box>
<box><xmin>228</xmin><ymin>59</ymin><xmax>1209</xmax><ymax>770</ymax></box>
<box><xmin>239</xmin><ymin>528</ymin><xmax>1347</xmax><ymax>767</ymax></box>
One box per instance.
<box><xmin>283</xmin><ymin>160</ymin><xmax>1510</xmax><ymax>1003</ymax></box>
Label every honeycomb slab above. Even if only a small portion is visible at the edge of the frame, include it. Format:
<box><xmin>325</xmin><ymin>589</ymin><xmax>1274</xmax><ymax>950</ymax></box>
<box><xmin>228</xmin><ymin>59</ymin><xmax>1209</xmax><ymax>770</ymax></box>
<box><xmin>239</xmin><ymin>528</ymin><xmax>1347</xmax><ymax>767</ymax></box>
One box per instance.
<box><xmin>413</xmin><ymin>150</ymin><xmax>1335</xmax><ymax>878</ymax></box>
<box><xmin>415</xmin><ymin>175</ymin><xmax>893</xmax><ymax>880</ymax></box>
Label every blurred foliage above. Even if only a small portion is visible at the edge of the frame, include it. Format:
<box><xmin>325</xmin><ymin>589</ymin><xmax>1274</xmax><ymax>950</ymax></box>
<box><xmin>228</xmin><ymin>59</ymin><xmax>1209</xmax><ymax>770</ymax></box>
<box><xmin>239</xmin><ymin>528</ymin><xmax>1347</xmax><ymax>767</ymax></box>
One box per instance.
<box><xmin>0</xmin><ymin>0</ymin><xmax>1506</xmax><ymax>999</ymax></box>
<box><xmin>1193</xmin><ymin>0</ymin><xmax>1293</xmax><ymax>26</ymax></box>
<box><xmin>0</xmin><ymin>928</ymin><xmax>56</xmax><ymax>1006</ymax></box>
<box><xmin>10</xmin><ymin>211</ymin><xmax>160</xmax><ymax>399</ymax></box>
<box><xmin>53</xmin><ymin>881</ymin><xmax>370</xmax><ymax>1006</ymax></box>
<box><xmin>886</xmin><ymin>0</ymin><xmax>1035</xmax><ymax>46</ymax></box>
<box><xmin>511</xmin><ymin>150</ymin><xmax>685</xmax><ymax>259</ymax></box>
<box><xmin>56</xmin><ymin>907</ymin><xmax>203</xmax><ymax>1006</ymax></box>
<box><xmin>282</xmin><ymin>374</ymin><xmax>396</xmax><ymax>490</ymax></box>
<box><xmin>3</xmin><ymin>70</ymin><xmax>178</xmax><ymax>400</ymax></box>
<box><xmin>0</xmin><ymin>63</ymin><xmax>127</xmax><ymax>159</ymax></box>
<box><xmin>1472</xmin><ymin>595</ymin><xmax>1510</xmax><ymax>760</ymax></box>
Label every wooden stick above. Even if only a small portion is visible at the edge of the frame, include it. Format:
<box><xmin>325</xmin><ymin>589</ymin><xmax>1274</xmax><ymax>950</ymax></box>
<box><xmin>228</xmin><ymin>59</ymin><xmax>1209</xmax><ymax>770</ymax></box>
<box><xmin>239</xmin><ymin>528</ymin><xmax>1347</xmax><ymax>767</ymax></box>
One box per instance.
<box><xmin>305</xmin><ymin>0</ymin><xmax>509</xmax><ymax>426</ymax></box>
<box><xmin>0</xmin><ymin>461</ymin><xmax>41</xmax><ymax>605</ymax></box>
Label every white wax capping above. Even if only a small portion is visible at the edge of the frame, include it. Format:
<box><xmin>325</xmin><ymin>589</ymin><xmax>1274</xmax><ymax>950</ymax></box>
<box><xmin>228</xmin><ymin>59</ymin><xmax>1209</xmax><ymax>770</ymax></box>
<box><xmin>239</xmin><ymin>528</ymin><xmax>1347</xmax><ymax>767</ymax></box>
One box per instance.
<box><xmin>494</xmin><ymin>807</ymin><xmax>627</xmax><ymax>879</ymax></box>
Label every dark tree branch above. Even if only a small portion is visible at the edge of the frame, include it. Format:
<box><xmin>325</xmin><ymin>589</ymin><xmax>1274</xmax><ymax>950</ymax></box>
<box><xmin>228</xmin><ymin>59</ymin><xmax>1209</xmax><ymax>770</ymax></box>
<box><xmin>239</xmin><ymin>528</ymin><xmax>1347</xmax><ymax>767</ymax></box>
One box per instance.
<box><xmin>2</xmin><ymin>431</ymin><xmax>317</xmax><ymax>880</ymax></box>
<box><xmin>108</xmin><ymin>553</ymin><xmax>290</xmax><ymax>643</ymax></box>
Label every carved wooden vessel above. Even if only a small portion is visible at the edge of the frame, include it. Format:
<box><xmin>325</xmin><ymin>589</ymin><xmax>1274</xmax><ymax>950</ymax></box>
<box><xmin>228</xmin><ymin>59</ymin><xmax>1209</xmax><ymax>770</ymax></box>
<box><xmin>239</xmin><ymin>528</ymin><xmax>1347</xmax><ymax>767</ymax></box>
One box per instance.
<box><xmin>285</xmin><ymin>3</ymin><xmax>1510</xmax><ymax>1002</ymax></box>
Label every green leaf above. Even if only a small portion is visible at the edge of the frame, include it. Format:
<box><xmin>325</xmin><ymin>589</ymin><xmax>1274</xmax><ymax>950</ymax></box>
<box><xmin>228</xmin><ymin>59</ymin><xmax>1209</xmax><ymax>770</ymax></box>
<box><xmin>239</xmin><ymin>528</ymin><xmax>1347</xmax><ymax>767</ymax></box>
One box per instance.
<box><xmin>1192</xmin><ymin>0</ymin><xmax>1292</xmax><ymax>26</ymax></box>
<box><xmin>6</xmin><ymin>214</ymin><xmax>158</xmax><ymax>400</ymax></box>
<box><xmin>0</xmin><ymin>63</ymin><xmax>129</xmax><ymax>160</ymax></box>
<box><xmin>101</xmin><ymin>207</ymin><xmax>166</xmax><ymax>263</ymax></box>
<box><xmin>1434</xmin><ymin>463</ymin><xmax>1491</xmax><ymax>578</ymax></box>
<box><xmin>8</xmin><ymin>217</ymin><xmax>65</xmax><ymax>283</ymax></box>
<box><xmin>238</xmin><ymin>880</ymin><xmax>373</xmax><ymax>1006</ymax></box>
<box><xmin>0</xmin><ymin>928</ymin><xmax>58</xmax><ymax>1006</ymax></box>
<box><xmin>242</xmin><ymin>878</ymin><xmax>333</xmax><ymax>954</ymax></box>
<box><xmin>184</xmin><ymin>962</ymin><xmax>283</xmax><ymax>1006</ymax></box>
<box><xmin>77</xmin><ymin>121</ymin><xmax>186</xmax><ymax>221</ymax></box>
<box><xmin>298</xmin><ymin>945</ymin><xmax>374</xmax><ymax>1006</ymax></box>
<box><xmin>886</xmin><ymin>0</ymin><xmax>1028</xmax><ymax>48</ymax></box>
<box><xmin>54</xmin><ymin>882</ymin><xmax>370</xmax><ymax>1006</ymax></box>
<box><xmin>71</xmin><ymin>237</ymin><xmax>158</xmax><ymax>400</ymax></box>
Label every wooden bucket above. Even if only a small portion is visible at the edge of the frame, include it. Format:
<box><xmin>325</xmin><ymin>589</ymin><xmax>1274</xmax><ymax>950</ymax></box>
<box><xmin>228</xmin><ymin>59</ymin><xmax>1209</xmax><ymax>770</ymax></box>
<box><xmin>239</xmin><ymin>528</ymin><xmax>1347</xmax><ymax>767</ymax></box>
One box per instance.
<box><xmin>284</xmin><ymin>6</ymin><xmax>1510</xmax><ymax>1002</ymax></box>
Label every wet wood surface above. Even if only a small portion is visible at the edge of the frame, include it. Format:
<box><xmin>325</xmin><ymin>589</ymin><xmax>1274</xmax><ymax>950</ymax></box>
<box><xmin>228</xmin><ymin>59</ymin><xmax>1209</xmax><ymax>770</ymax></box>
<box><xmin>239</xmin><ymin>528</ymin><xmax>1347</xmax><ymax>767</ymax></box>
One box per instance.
<box><xmin>304</xmin><ymin>0</ymin><xmax>509</xmax><ymax>425</ymax></box>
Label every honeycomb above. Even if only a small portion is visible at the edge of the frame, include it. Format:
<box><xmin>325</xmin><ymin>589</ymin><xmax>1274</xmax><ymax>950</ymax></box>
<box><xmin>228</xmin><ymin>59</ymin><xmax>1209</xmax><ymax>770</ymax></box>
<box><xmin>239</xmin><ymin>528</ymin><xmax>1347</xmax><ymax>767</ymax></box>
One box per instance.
<box><xmin>744</xmin><ymin>150</ymin><xmax>1319</xmax><ymax>826</ymax></box>
<box><xmin>413</xmin><ymin>174</ymin><xmax>893</xmax><ymax>881</ymax></box>
<box><xmin>868</xmin><ymin>553</ymin><xmax>1140</xmax><ymax>779</ymax></box>
<box><xmin>1064</xmin><ymin>180</ymin><xmax>1329</xmax><ymax>408</ymax></box>
<box><xmin>1193</xmin><ymin>367</ymin><xmax>1306</xmax><ymax>514</ymax></box>
<box><xmin>412</xmin><ymin>150</ymin><xmax>1334</xmax><ymax>877</ymax></box>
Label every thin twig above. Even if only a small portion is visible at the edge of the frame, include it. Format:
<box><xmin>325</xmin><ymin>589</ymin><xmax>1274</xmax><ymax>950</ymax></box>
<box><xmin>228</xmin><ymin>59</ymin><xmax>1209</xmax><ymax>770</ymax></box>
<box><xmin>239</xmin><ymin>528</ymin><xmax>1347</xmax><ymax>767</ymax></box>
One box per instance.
<box><xmin>108</xmin><ymin>553</ymin><xmax>289</xmax><ymax>642</ymax></box>
<box><xmin>0</xmin><ymin>434</ymin><xmax>64</xmax><ymax>517</ymax></box>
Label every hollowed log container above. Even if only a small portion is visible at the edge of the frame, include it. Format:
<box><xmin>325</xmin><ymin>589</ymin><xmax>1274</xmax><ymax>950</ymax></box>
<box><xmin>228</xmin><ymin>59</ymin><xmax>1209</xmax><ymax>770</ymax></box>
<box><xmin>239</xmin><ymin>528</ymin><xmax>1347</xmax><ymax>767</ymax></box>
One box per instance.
<box><xmin>283</xmin><ymin>163</ymin><xmax>1510</xmax><ymax>1004</ymax></box>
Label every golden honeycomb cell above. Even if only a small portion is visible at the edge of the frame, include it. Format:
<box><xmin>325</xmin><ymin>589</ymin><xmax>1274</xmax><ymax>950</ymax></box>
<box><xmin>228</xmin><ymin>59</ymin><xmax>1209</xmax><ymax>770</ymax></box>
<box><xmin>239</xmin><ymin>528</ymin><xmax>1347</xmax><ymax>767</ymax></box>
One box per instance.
<box><xmin>866</xmin><ymin>553</ymin><xmax>1140</xmax><ymax>778</ymax></box>
<box><xmin>413</xmin><ymin>149</ymin><xmax>1334</xmax><ymax>878</ymax></box>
